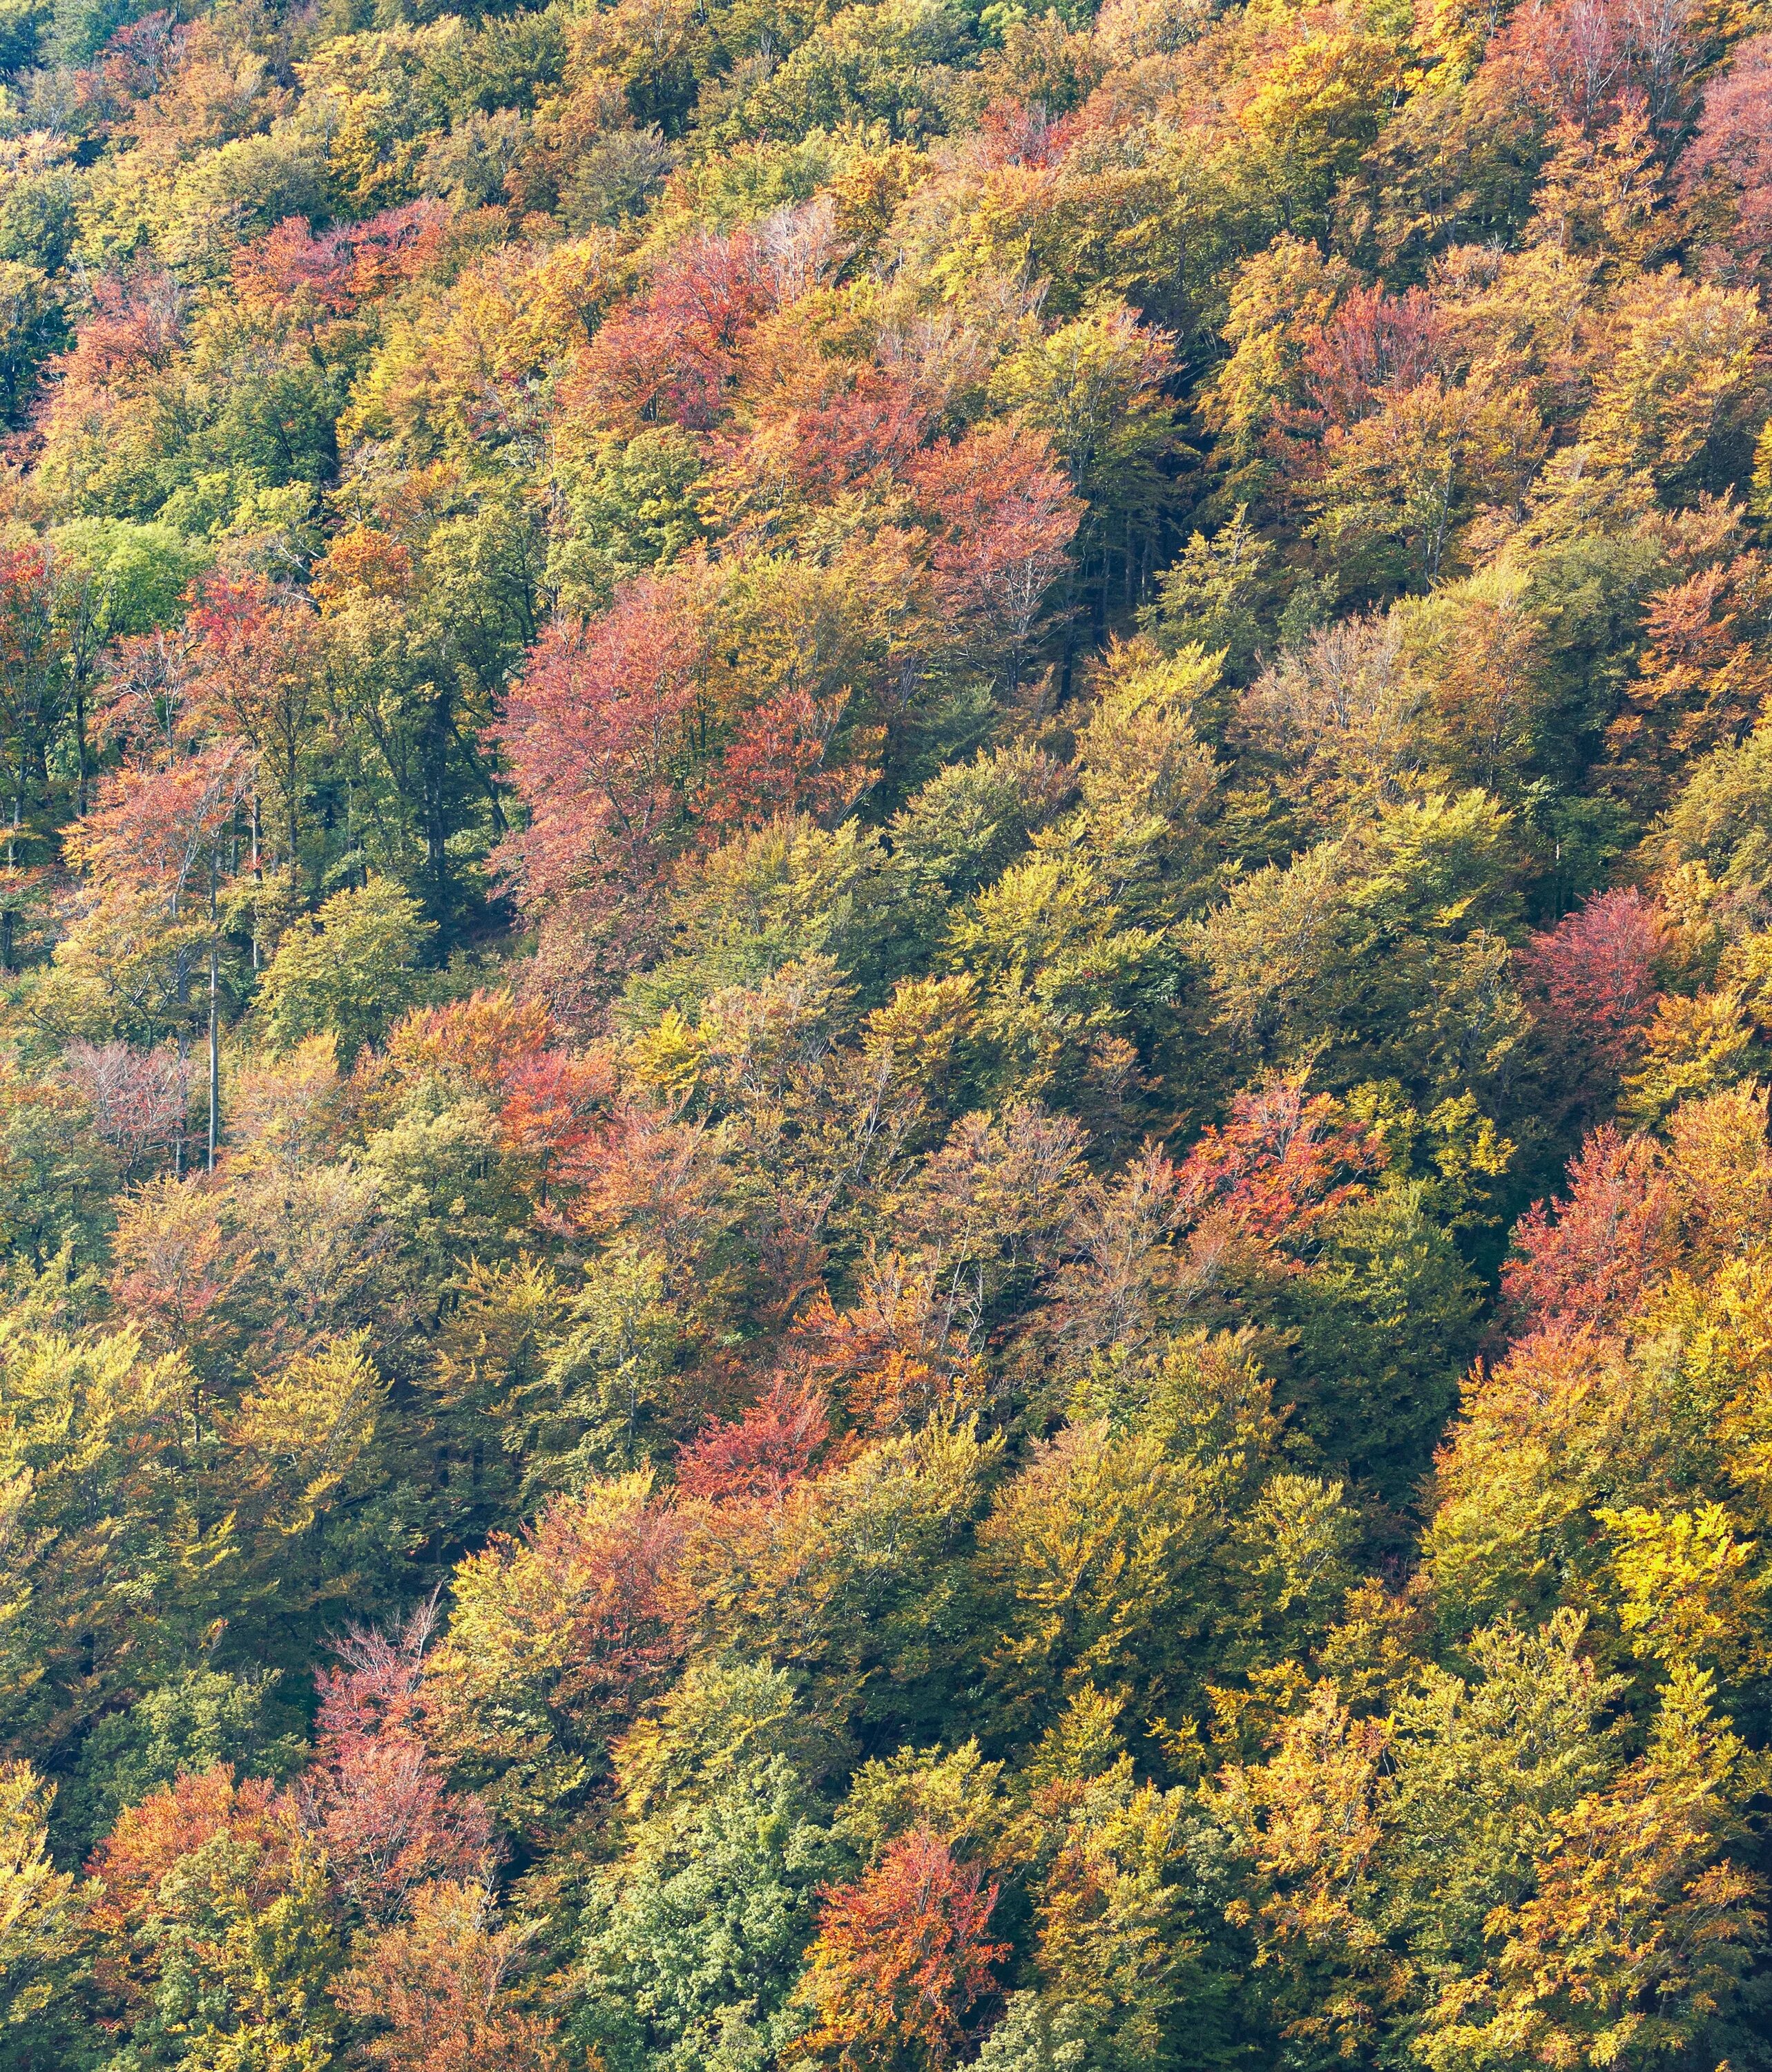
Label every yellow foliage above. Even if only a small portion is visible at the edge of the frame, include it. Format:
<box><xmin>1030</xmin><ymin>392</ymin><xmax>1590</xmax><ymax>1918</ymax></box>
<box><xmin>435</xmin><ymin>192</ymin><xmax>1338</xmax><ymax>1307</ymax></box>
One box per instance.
<box><xmin>1597</xmin><ymin>1501</ymin><xmax>1764</xmax><ymax>1673</ymax></box>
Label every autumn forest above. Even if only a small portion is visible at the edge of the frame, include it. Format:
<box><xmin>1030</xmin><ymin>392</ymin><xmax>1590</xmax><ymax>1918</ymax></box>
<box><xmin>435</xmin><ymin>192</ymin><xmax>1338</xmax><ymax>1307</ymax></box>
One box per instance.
<box><xmin>0</xmin><ymin>0</ymin><xmax>1769</xmax><ymax>2062</ymax></box>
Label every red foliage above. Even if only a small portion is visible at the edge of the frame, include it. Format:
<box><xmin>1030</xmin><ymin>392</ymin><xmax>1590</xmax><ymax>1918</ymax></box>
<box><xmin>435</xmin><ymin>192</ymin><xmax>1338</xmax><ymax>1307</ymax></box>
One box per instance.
<box><xmin>381</xmin><ymin>988</ymin><xmax>561</xmax><ymax>1098</ymax></box>
<box><xmin>67</xmin><ymin>737</ymin><xmax>256</xmax><ymax>914</ymax></box>
<box><xmin>1303</xmin><ymin>285</ymin><xmax>1444</xmax><ymax>431</ymax></box>
<box><xmin>910</xmin><ymin>421</ymin><xmax>1081</xmax><ymax>675</ymax></box>
<box><xmin>1516</xmin><ymin>888</ymin><xmax>1667</xmax><ymax>1084</ymax></box>
<box><xmin>98</xmin><ymin>628</ymin><xmax>200</xmax><ymax>764</ymax></box>
<box><xmin>0</xmin><ymin>539</ymin><xmax>61</xmax><ymax>740</ymax></box>
<box><xmin>1501</xmin><ymin>1124</ymin><xmax>1678</xmax><ymax>1336</ymax></box>
<box><xmin>333</xmin><ymin>1879</ymin><xmax>566</xmax><ymax>2072</ymax></box>
<box><xmin>234</xmin><ymin>222</ymin><xmax>358</xmax><ymax>327</ymax></box>
<box><xmin>65</xmin><ymin>1042</ymin><xmax>189</xmax><ymax>1169</ymax></box>
<box><xmin>1604</xmin><ymin>556</ymin><xmax>1772</xmax><ymax>799</ymax></box>
<box><xmin>186</xmin><ymin>570</ymin><xmax>314</xmax><ymax>671</ymax></box>
<box><xmin>183</xmin><ymin>573</ymin><xmax>322</xmax><ymax>818</ymax></box>
<box><xmin>1679</xmin><ymin>33</ymin><xmax>1772</xmax><ymax>274</ymax></box>
<box><xmin>529</xmin><ymin>1490</ymin><xmax>692</xmax><ymax>1723</ymax></box>
<box><xmin>974</xmin><ymin>96</ymin><xmax>1077</xmax><ymax>169</ymax></box>
<box><xmin>775</xmin><ymin>1261</ymin><xmax>987</xmax><ymax>1443</ymax></box>
<box><xmin>95</xmin><ymin>10</ymin><xmax>186</xmax><ymax>101</ymax></box>
<box><xmin>376</xmin><ymin>990</ymin><xmax>615</xmax><ymax>1184</ymax></box>
<box><xmin>231</xmin><ymin>205</ymin><xmax>454</xmax><ymax>323</ymax></box>
<box><xmin>343</xmin><ymin>202</ymin><xmax>456</xmax><ymax>298</ymax></box>
<box><xmin>699</xmin><ymin>688</ymin><xmax>861</xmax><ymax>834</ymax></box>
<box><xmin>800</xmin><ymin>1827</ymin><xmax>1008</xmax><ymax>2070</ymax></box>
<box><xmin>722</xmin><ymin>363</ymin><xmax>928</xmax><ymax>508</ymax></box>
<box><xmin>1493</xmin><ymin>0</ymin><xmax>1710</xmax><ymax>136</ymax></box>
<box><xmin>574</xmin><ymin>229</ymin><xmax>777</xmax><ymax>430</ymax></box>
<box><xmin>677</xmin><ymin>1376</ymin><xmax>831</xmax><ymax>1504</ymax></box>
<box><xmin>107</xmin><ymin>1172</ymin><xmax>234</xmax><ymax>1340</ymax></box>
<box><xmin>314</xmin><ymin>1607</ymin><xmax>435</xmax><ymax>1746</ymax></box>
<box><xmin>87</xmin><ymin>1766</ymin><xmax>297</xmax><ymax>2006</ymax></box>
<box><xmin>428</xmin><ymin>1481</ymin><xmax>694</xmax><ymax>1783</ymax></box>
<box><xmin>231</xmin><ymin>218</ymin><xmax>359</xmax><ymax>322</ymax></box>
<box><xmin>496</xmin><ymin>1048</ymin><xmax>617</xmax><ymax>1186</ymax></box>
<box><xmin>302</xmin><ymin>1608</ymin><xmax>494</xmax><ymax>1924</ymax></box>
<box><xmin>492</xmin><ymin>573</ymin><xmax>709</xmax><ymax>999</ymax></box>
<box><xmin>50</xmin><ymin>267</ymin><xmax>185</xmax><ymax>391</ymax></box>
<box><xmin>1173</xmin><ymin>1077</ymin><xmax>1385</xmax><ymax>1249</ymax></box>
<box><xmin>88</xmin><ymin>1763</ymin><xmax>289</xmax><ymax>1898</ymax></box>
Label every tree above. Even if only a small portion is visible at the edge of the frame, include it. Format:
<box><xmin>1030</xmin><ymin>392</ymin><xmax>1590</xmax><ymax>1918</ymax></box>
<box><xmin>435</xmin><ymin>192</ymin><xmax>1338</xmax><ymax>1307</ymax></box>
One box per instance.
<box><xmin>60</xmin><ymin>736</ymin><xmax>255</xmax><ymax>1156</ymax></box>
<box><xmin>909</xmin><ymin>421</ymin><xmax>1081</xmax><ymax>691</ymax></box>
<box><xmin>575</xmin><ymin>1750</ymin><xmax>840</xmax><ymax>2072</ymax></box>
<box><xmin>185</xmin><ymin>573</ymin><xmax>323</xmax><ymax>902</ymax></box>
<box><xmin>334</xmin><ymin>1879</ymin><xmax>566</xmax><ymax>2072</ymax></box>
<box><xmin>1499</xmin><ymin>1125</ymin><xmax>1675</xmax><ymax>1337</ymax></box>
<box><xmin>988</xmin><ymin>303</ymin><xmax>1178</xmax><ymax>637</ymax></box>
<box><xmin>1421</xmin><ymin>1666</ymin><xmax>1763</xmax><ymax>2071</ymax></box>
<box><xmin>299</xmin><ymin>1609</ymin><xmax>494</xmax><ymax>1926</ymax></box>
<box><xmin>794</xmin><ymin>1826</ymin><xmax>1009</xmax><ymax>2072</ymax></box>
<box><xmin>423</xmin><ymin>1473</ymin><xmax>691</xmax><ymax>1832</ymax></box>
<box><xmin>1515</xmin><ymin>887</ymin><xmax>1667</xmax><ymax>1107</ymax></box>
<box><xmin>86</xmin><ymin>1765</ymin><xmax>342</xmax><ymax>2069</ymax></box>
<box><xmin>0</xmin><ymin>544</ymin><xmax>66</xmax><ymax>972</ymax></box>
<box><xmin>0</xmin><ymin>1763</ymin><xmax>85</xmax><ymax>2069</ymax></box>
<box><xmin>256</xmin><ymin>876</ymin><xmax>436</xmax><ymax>1064</ymax></box>
<box><xmin>492</xmin><ymin>570</ymin><xmax>709</xmax><ymax>1013</ymax></box>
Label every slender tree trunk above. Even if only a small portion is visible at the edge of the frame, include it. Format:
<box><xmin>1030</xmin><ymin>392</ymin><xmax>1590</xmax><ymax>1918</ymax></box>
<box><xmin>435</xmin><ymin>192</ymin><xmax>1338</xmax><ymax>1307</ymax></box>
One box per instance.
<box><xmin>251</xmin><ymin>793</ymin><xmax>262</xmax><ymax>971</ymax></box>
<box><xmin>174</xmin><ymin>1030</ymin><xmax>188</xmax><ymax>1178</ymax></box>
<box><xmin>207</xmin><ymin>850</ymin><xmax>220</xmax><ymax>1173</ymax></box>
<box><xmin>3</xmin><ymin>783</ymin><xmax>21</xmax><ymax>974</ymax></box>
<box><xmin>74</xmin><ymin>693</ymin><xmax>84</xmax><ymax>816</ymax></box>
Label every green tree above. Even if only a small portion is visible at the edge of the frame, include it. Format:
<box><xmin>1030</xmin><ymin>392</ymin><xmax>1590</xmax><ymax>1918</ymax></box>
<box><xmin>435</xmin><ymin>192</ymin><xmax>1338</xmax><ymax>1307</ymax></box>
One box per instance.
<box><xmin>256</xmin><ymin>877</ymin><xmax>436</xmax><ymax>1064</ymax></box>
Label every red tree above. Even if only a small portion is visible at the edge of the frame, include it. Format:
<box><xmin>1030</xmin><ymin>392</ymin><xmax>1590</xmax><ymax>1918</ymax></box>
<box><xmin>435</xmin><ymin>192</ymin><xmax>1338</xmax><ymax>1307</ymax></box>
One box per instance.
<box><xmin>49</xmin><ymin>265</ymin><xmax>185</xmax><ymax>391</ymax></box>
<box><xmin>697</xmin><ymin>688</ymin><xmax>863</xmax><ymax>834</ymax></box>
<box><xmin>1172</xmin><ymin>1076</ymin><xmax>1385</xmax><ymax>1249</ymax></box>
<box><xmin>86</xmin><ymin>1767</ymin><xmax>297</xmax><ymax>2011</ymax></box>
<box><xmin>98</xmin><ymin>626</ymin><xmax>200</xmax><ymax>766</ymax></box>
<box><xmin>797</xmin><ymin>1827</ymin><xmax>1008</xmax><ymax>2071</ymax></box>
<box><xmin>106</xmin><ymin>1171</ymin><xmax>234</xmax><ymax>1348</ymax></box>
<box><xmin>372</xmin><ymin>989</ymin><xmax>615</xmax><ymax>1196</ymax></box>
<box><xmin>492</xmin><ymin>570</ymin><xmax>711</xmax><ymax>1008</ymax></box>
<box><xmin>911</xmin><ymin>421</ymin><xmax>1081</xmax><ymax>686</ymax></box>
<box><xmin>1501</xmin><ymin>1124</ymin><xmax>1677</xmax><ymax>1337</ymax></box>
<box><xmin>300</xmin><ymin>1607</ymin><xmax>495</xmax><ymax>1924</ymax></box>
<box><xmin>1515</xmin><ymin>888</ymin><xmax>1668</xmax><ymax>1091</ymax></box>
<box><xmin>68</xmin><ymin>737</ymin><xmax>256</xmax><ymax>917</ymax></box>
<box><xmin>1494</xmin><ymin>0</ymin><xmax>1711</xmax><ymax>137</ymax></box>
<box><xmin>1604</xmin><ymin>558</ymin><xmax>1772</xmax><ymax>804</ymax></box>
<box><xmin>676</xmin><ymin>1376</ymin><xmax>831</xmax><ymax>1506</ymax></box>
<box><xmin>64</xmin><ymin>1041</ymin><xmax>189</xmax><ymax>1171</ymax></box>
<box><xmin>332</xmin><ymin>1879</ymin><xmax>566</xmax><ymax>2072</ymax></box>
<box><xmin>1303</xmin><ymin>285</ymin><xmax>1445</xmax><ymax>430</ymax></box>
<box><xmin>182</xmin><ymin>573</ymin><xmax>322</xmax><ymax>893</ymax></box>
<box><xmin>572</xmin><ymin>227</ymin><xmax>777</xmax><ymax>432</ymax></box>
<box><xmin>1679</xmin><ymin>33</ymin><xmax>1772</xmax><ymax>276</ymax></box>
<box><xmin>713</xmin><ymin>361</ymin><xmax>927</xmax><ymax>512</ymax></box>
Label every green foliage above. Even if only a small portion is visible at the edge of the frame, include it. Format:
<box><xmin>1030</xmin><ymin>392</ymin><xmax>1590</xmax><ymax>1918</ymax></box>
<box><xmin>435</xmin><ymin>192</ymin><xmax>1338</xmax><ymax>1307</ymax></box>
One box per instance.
<box><xmin>57</xmin><ymin>1667</ymin><xmax>305</xmax><ymax>1864</ymax></box>
<box><xmin>258</xmin><ymin>879</ymin><xmax>437</xmax><ymax>1063</ymax></box>
<box><xmin>575</xmin><ymin>1754</ymin><xmax>838</xmax><ymax>2072</ymax></box>
<box><xmin>1198</xmin><ymin>791</ymin><xmax>1526</xmax><ymax>1098</ymax></box>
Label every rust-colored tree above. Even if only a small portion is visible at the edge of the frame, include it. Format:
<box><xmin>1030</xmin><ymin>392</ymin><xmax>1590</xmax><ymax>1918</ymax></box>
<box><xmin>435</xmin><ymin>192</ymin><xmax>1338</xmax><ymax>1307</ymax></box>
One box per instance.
<box><xmin>794</xmin><ymin>1827</ymin><xmax>1008</xmax><ymax>2071</ymax></box>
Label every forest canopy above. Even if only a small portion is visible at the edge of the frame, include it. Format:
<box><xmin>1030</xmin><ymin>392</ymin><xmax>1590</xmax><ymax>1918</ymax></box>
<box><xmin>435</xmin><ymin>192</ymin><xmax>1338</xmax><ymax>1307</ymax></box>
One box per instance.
<box><xmin>0</xmin><ymin>0</ymin><xmax>1769</xmax><ymax>2063</ymax></box>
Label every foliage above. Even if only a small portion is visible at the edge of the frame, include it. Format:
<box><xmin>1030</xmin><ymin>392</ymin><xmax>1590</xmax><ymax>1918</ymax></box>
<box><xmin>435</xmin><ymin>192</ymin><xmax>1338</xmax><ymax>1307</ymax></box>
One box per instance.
<box><xmin>0</xmin><ymin>0</ymin><xmax>1769</xmax><ymax>2065</ymax></box>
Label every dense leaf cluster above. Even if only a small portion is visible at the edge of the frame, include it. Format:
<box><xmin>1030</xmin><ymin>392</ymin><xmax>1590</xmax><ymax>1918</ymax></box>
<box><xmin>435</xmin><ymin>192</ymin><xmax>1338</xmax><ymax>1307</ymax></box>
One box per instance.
<box><xmin>0</xmin><ymin>0</ymin><xmax>1768</xmax><ymax>2064</ymax></box>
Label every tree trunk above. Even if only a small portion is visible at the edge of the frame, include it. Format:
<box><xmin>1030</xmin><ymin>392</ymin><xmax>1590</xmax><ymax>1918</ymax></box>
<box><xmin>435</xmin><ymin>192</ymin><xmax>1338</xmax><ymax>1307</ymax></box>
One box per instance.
<box><xmin>207</xmin><ymin>852</ymin><xmax>220</xmax><ymax>1173</ymax></box>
